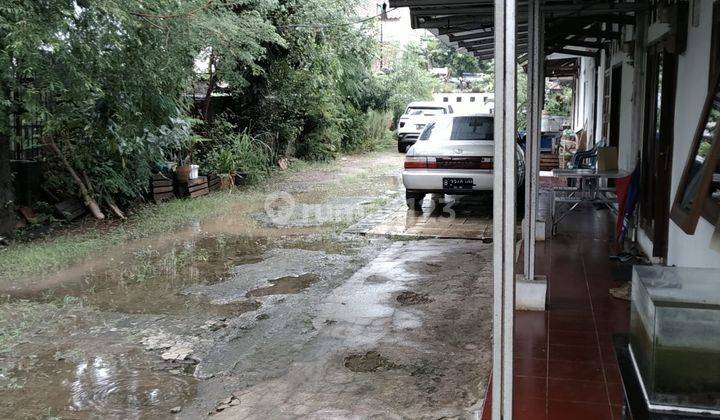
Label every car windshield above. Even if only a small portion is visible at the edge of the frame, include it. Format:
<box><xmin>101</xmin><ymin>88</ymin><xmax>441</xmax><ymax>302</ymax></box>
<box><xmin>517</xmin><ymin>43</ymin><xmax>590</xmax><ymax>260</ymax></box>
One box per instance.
<box><xmin>419</xmin><ymin>116</ymin><xmax>493</xmax><ymax>141</ymax></box>
<box><xmin>406</xmin><ymin>107</ymin><xmax>446</xmax><ymax>116</ymax></box>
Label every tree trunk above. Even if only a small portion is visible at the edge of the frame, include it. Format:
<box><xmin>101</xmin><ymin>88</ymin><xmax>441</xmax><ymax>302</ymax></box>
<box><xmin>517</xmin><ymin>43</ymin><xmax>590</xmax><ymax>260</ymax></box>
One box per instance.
<box><xmin>0</xmin><ymin>135</ymin><xmax>15</xmax><ymax>237</ymax></box>
<box><xmin>202</xmin><ymin>52</ymin><xmax>217</xmax><ymax>122</ymax></box>
<box><xmin>105</xmin><ymin>196</ymin><xmax>126</xmax><ymax>220</ymax></box>
<box><xmin>45</xmin><ymin>137</ymin><xmax>105</xmax><ymax>220</ymax></box>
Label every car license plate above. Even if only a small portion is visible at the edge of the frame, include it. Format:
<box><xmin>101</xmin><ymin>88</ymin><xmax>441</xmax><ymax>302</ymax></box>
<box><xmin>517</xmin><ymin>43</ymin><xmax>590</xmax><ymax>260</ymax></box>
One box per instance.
<box><xmin>443</xmin><ymin>177</ymin><xmax>474</xmax><ymax>189</ymax></box>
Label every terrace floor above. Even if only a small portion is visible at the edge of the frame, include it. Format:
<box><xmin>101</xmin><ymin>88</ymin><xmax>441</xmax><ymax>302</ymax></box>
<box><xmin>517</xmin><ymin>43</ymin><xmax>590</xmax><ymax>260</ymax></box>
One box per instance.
<box><xmin>483</xmin><ymin>185</ymin><xmax>632</xmax><ymax>420</ymax></box>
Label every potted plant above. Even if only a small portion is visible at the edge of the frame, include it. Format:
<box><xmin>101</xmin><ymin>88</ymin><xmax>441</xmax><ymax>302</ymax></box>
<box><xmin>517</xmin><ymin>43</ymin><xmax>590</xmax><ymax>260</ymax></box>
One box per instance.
<box><xmin>175</xmin><ymin>134</ymin><xmax>205</xmax><ymax>183</ymax></box>
<box><xmin>207</xmin><ymin>148</ymin><xmax>240</xmax><ymax>189</ymax></box>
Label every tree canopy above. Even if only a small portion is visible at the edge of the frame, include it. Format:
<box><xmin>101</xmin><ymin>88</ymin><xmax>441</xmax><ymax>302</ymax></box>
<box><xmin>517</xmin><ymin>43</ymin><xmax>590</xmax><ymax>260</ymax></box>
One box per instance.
<box><xmin>0</xmin><ymin>0</ymin><xmax>444</xmax><ymax>221</ymax></box>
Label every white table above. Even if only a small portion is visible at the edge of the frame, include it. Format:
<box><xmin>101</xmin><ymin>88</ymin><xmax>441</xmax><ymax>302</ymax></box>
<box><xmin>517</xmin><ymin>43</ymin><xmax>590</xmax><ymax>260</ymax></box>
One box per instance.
<box><xmin>551</xmin><ymin>169</ymin><xmax>629</xmax><ymax>235</ymax></box>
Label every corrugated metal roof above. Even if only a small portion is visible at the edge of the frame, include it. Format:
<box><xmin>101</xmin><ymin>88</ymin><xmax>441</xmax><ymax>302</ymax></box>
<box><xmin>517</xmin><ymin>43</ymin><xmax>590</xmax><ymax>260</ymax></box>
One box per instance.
<box><xmin>388</xmin><ymin>0</ymin><xmax>647</xmax><ymax>61</ymax></box>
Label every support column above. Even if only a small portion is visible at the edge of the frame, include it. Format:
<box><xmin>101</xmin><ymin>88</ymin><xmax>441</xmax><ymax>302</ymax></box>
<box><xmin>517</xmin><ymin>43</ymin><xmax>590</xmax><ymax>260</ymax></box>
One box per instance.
<box><xmin>492</xmin><ymin>0</ymin><xmax>516</xmax><ymax>418</ymax></box>
<box><xmin>523</xmin><ymin>0</ymin><xmax>540</xmax><ymax>282</ymax></box>
<box><xmin>595</xmin><ymin>50</ymin><xmax>607</xmax><ymax>144</ymax></box>
<box><xmin>518</xmin><ymin>0</ymin><xmax>546</xmax><ymax>312</ymax></box>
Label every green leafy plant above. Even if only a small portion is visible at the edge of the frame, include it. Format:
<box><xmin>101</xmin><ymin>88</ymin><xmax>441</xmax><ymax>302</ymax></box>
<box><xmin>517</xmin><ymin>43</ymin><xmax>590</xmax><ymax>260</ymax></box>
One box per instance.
<box><xmin>0</xmin><ymin>0</ymin><xmax>282</xmax><ymax>217</ymax></box>
<box><xmin>201</xmin><ymin>116</ymin><xmax>273</xmax><ymax>182</ymax></box>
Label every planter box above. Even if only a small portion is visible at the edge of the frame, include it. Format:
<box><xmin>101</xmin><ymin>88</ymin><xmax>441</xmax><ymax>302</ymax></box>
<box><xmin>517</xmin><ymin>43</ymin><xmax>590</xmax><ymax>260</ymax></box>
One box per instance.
<box><xmin>176</xmin><ymin>176</ymin><xmax>209</xmax><ymax>198</ymax></box>
<box><xmin>207</xmin><ymin>174</ymin><xmax>221</xmax><ymax>192</ymax></box>
<box><xmin>151</xmin><ymin>173</ymin><xmax>175</xmax><ymax>203</ymax></box>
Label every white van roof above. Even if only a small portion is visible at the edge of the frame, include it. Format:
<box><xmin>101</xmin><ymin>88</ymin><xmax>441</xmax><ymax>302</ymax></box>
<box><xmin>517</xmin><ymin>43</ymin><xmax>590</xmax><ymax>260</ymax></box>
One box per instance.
<box><xmin>406</xmin><ymin>101</ymin><xmax>448</xmax><ymax>108</ymax></box>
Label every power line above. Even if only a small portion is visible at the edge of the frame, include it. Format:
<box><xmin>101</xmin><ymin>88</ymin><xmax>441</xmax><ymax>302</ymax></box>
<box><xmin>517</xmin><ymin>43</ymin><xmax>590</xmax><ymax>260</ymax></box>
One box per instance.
<box><xmin>278</xmin><ymin>5</ymin><xmax>397</xmax><ymax>30</ymax></box>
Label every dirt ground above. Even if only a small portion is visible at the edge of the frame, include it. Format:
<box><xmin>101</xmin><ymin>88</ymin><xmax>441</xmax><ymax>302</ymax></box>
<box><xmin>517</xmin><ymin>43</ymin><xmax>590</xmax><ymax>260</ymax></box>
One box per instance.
<box><xmin>0</xmin><ymin>150</ymin><xmax>493</xmax><ymax>419</ymax></box>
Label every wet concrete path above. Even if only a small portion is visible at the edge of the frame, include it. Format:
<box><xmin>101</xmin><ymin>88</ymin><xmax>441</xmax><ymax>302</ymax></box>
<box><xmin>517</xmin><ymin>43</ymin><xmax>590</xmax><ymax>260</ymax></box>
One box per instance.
<box><xmin>0</xmin><ymin>151</ymin><xmax>493</xmax><ymax>419</ymax></box>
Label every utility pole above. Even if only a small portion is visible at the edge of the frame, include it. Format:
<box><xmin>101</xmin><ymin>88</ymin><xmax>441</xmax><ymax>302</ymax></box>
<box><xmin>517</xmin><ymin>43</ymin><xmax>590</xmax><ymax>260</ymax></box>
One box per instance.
<box><xmin>378</xmin><ymin>2</ymin><xmax>386</xmax><ymax>69</ymax></box>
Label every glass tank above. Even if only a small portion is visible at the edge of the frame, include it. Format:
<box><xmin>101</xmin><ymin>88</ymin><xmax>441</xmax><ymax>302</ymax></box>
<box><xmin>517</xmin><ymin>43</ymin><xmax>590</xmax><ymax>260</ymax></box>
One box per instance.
<box><xmin>630</xmin><ymin>266</ymin><xmax>720</xmax><ymax>412</ymax></box>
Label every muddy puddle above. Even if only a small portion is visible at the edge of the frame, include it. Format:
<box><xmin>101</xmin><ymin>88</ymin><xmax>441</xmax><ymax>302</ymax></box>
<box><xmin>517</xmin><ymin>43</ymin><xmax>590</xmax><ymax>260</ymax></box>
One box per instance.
<box><xmin>343</xmin><ymin>351</ymin><xmax>400</xmax><ymax>373</ymax></box>
<box><xmin>396</xmin><ymin>291</ymin><xmax>433</xmax><ymax>305</ymax></box>
<box><xmin>1</xmin><ymin>235</ymin><xmax>266</xmax><ymax>317</ymax></box>
<box><xmin>0</xmin><ymin>346</ymin><xmax>197</xmax><ymax>418</ymax></box>
<box><xmin>245</xmin><ymin>273</ymin><xmax>320</xmax><ymax>298</ymax></box>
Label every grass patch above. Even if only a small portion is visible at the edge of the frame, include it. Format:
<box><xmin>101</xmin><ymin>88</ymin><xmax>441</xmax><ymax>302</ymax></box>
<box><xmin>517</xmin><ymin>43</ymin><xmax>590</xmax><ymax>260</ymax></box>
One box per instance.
<box><xmin>0</xmin><ymin>191</ymin><xmax>257</xmax><ymax>280</ymax></box>
<box><xmin>0</xmin><ymin>151</ymin><xmax>400</xmax><ymax>281</ymax></box>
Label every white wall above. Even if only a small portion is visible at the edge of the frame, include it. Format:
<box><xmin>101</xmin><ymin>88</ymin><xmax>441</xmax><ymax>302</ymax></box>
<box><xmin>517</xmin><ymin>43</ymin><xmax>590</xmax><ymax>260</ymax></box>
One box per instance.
<box><xmin>595</xmin><ymin>51</ymin><xmax>607</xmax><ymax>143</ymax></box>
<box><xmin>573</xmin><ymin>56</ymin><xmax>598</xmax><ymax>141</ymax></box>
<box><xmin>666</xmin><ymin>0</ymin><xmax>720</xmax><ymax>268</ymax></box>
<box><xmin>605</xmin><ymin>3</ymin><xmax>720</xmax><ymax>267</ymax></box>
<box><xmin>617</xmin><ymin>62</ymin><xmax>637</xmax><ymax>171</ymax></box>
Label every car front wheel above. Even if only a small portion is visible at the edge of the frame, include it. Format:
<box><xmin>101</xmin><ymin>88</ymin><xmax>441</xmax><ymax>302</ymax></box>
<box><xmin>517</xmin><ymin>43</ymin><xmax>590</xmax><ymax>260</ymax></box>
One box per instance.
<box><xmin>406</xmin><ymin>191</ymin><xmax>425</xmax><ymax>211</ymax></box>
<box><xmin>398</xmin><ymin>143</ymin><xmax>408</xmax><ymax>153</ymax></box>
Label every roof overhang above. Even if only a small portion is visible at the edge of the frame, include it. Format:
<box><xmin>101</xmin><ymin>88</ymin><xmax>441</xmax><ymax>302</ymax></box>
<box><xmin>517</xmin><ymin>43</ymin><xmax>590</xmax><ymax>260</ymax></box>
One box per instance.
<box><xmin>388</xmin><ymin>0</ymin><xmax>647</xmax><ymax>62</ymax></box>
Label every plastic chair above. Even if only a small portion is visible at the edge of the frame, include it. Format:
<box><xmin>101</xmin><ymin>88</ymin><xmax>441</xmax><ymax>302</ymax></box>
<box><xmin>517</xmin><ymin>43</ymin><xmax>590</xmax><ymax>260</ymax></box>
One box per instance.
<box><xmin>566</xmin><ymin>140</ymin><xmax>606</xmax><ymax>188</ymax></box>
<box><xmin>568</xmin><ymin>142</ymin><xmax>600</xmax><ymax>170</ymax></box>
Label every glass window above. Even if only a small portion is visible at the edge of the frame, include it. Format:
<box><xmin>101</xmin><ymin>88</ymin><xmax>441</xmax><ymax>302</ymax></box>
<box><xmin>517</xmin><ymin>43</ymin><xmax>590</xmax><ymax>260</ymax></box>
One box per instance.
<box><xmin>680</xmin><ymin>91</ymin><xmax>720</xmax><ymax>211</ymax></box>
<box><xmin>406</xmin><ymin>107</ymin><xmax>446</xmax><ymax>116</ymax></box>
<box><xmin>710</xmin><ymin>160</ymin><xmax>720</xmax><ymax>207</ymax></box>
<box><xmin>419</xmin><ymin>116</ymin><xmax>494</xmax><ymax>141</ymax></box>
<box><xmin>672</xmin><ymin>67</ymin><xmax>720</xmax><ymax>233</ymax></box>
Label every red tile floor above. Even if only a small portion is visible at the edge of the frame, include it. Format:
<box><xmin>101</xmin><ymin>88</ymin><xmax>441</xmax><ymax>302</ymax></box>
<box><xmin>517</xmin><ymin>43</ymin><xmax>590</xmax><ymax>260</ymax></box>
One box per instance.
<box><xmin>482</xmin><ymin>187</ymin><xmax>632</xmax><ymax>419</ymax></box>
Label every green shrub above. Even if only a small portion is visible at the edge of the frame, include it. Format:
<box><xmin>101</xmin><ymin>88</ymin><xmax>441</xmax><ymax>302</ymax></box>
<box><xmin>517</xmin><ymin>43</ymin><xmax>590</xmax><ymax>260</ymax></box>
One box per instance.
<box><xmin>201</xmin><ymin>117</ymin><xmax>274</xmax><ymax>182</ymax></box>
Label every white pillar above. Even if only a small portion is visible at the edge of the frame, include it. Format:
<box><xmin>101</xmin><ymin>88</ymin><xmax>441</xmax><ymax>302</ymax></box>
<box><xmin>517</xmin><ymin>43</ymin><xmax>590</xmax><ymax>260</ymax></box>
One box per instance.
<box><xmin>492</xmin><ymin>0</ymin><xmax>516</xmax><ymax>418</ymax></box>
<box><xmin>595</xmin><ymin>50</ymin><xmax>607</xmax><ymax>144</ymax></box>
<box><xmin>523</xmin><ymin>0</ymin><xmax>541</xmax><ymax>283</ymax></box>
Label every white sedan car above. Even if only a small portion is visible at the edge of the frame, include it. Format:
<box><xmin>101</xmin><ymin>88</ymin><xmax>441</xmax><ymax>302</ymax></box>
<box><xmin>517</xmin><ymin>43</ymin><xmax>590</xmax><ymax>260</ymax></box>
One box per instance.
<box><xmin>402</xmin><ymin>114</ymin><xmax>525</xmax><ymax>210</ymax></box>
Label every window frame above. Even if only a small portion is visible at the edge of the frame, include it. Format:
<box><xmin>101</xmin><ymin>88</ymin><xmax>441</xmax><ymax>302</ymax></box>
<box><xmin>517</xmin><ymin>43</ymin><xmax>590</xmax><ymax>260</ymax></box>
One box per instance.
<box><xmin>670</xmin><ymin>67</ymin><xmax>720</xmax><ymax>234</ymax></box>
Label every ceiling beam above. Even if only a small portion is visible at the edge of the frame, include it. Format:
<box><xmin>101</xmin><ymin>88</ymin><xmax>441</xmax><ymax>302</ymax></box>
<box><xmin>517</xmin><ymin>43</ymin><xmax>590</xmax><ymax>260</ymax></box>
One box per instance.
<box><xmin>557</xmin><ymin>40</ymin><xmax>606</xmax><ymax>50</ymax></box>
<box><xmin>411</xmin><ymin>6</ymin><xmax>495</xmax><ymax>17</ymax></box>
<box><xmin>466</xmin><ymin>44</ymin><xmax>529</xmax><ymax>55</ymax></box>
<box><xmin>390</xmin><ymin>0</ymin><xmax>492</xmax><ymax>7</ymax></box>
<box><xmin>449</xmin><ymin>30</ymin><xmax>495</xmax><ymax>42</ymax></box>
<box><xmin>547</xmin><ymin>48</ymin><xmax>601</xmax><ymax>59</ymax></box>
<box><xmin>460</xmin><ymin>33</ymin><xmax>528</xmax><ymax>48</ymax></box>
<box><xmin>541</xmin><ymin>2</ymin><xmax>647</xmax><ymax>16</ymax></box>
<box><xmin>546</xmin><ymin>14</ymin><xmax>636</xmax><ymax>26</ymax></box>
<box><xmin>449</xmin><ymin>23</ymin><xmax>528</xmax><ymax>42</ymax></box>
<box><xmin>437</xmin><ymin>24</ymin><xmax>495</xmax><ymax>35</ymax></box>
<box><xmin>547</xmin><ymin>28</ymin><xmax>621</xmax><ymax>42</ymax></box>
<box><xmin>415</xmin><ymin>15</ymin><xmax>494</xmax><ymax>29</ymax></box>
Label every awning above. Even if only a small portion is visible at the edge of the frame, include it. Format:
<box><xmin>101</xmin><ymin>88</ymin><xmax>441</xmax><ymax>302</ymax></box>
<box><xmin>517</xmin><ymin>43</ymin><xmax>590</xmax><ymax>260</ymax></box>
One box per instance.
<box><xmin>388</xmin><ymin>0</ymin><xmax>646</xmax><ymax>62</ymax></box>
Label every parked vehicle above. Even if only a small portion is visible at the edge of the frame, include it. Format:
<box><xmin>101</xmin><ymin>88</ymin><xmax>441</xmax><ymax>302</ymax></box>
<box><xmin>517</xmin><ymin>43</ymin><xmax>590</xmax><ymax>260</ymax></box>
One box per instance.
<box><xmin>396</xmin><ymin>101</ymin><xmax>454</xmax><ymax>153</ymax></box>
<box><xmin>402</xmin><ymin>114</ymin><xmax>526</xmax><ymax>210</ymax></box>
<box><xmin>433</xmin><ymin>92</ymin><xmax>495</xmax><ymax>115</ymax></box>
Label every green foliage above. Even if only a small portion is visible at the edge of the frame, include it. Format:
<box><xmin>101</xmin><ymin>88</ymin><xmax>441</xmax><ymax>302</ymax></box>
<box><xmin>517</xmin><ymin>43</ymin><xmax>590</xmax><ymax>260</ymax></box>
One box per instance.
<box><xmin>545</xmin><ymin>83</ymin><xmax>574</xmax><ymax>117</ymax></box>
<box><xmin>201</xmin><ymin>116</ymin><xmax>273</xmax><ymax>181</ymax></box>
<box><xmin>425</xmin><ymin>38</ymin><xmax>494</xmax><ymax>93</ymax></box>
<box><xmin>226</xmin><ymin>0</ymin><xmax>383</xmax><ymax>161</ymax></box>
<box><xmin>425</xmin><ymin>38</ymin><xmax>484</xmax><ymax>76</ymax></box>
<box><xmin>342</xmin><ymin>109</ymin><xmax>393</xmax><ymax>153</ymax></box>
<box><xmin>376</xmin><ymin>43</ymin><xmax>441</xmax><ymax>123</ymax></box>
<box><xmin>363</xmin><ymin>109</ymin><xmax>394</xmax><ymax>149</ymax></box>
<box><xmin>517</xmin><ymin>66</ymin><xmax>528</xmax><ymax>131</ymax></box>
<box><xmin>699</xmin><ymin>140</ymin><xmax>712</xmax><ymax>159</ymax></box>
<box><xmin>0</xmin><ymin>0</ymin><xmax>423</xmax><ymax>209</ymax></box>
<box><xmin>0</xmin><ymin>0</ymin><xmax>281</xmax><ymax>201</ymax></box>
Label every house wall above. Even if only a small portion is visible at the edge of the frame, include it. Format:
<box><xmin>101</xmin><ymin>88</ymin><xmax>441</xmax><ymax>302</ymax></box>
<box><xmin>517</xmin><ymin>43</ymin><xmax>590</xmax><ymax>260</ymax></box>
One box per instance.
<box><xmin>605</xmin><ymin>51</ymin><xmax>638</xmax><ymax>171</ymax></box>
<box><xmin>574</xmin><ymin>57</ymin><xmax>598</xmax><ymax>143</ymax></box>
<box><xmin>666</xmin><ymin>0</ymin><xmax>720</xmax><ymax>268</ymax></box>
<box><xmin>611</xmin><ymin>1</ymin><xmax>720</xmax><ymax>267</ymax></box>
<box><xmin>549</xmin><ymin>3</ymin><xmax>720</xmax><ymax>267</ymax></box>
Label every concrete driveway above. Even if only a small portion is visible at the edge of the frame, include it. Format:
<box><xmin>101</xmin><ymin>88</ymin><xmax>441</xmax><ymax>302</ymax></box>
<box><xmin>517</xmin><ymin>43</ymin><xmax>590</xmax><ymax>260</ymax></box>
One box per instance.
<box><xmin>0</xmin><ymin>150</ymin><xmax>494</xmax><ymax>419</ymax></box>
